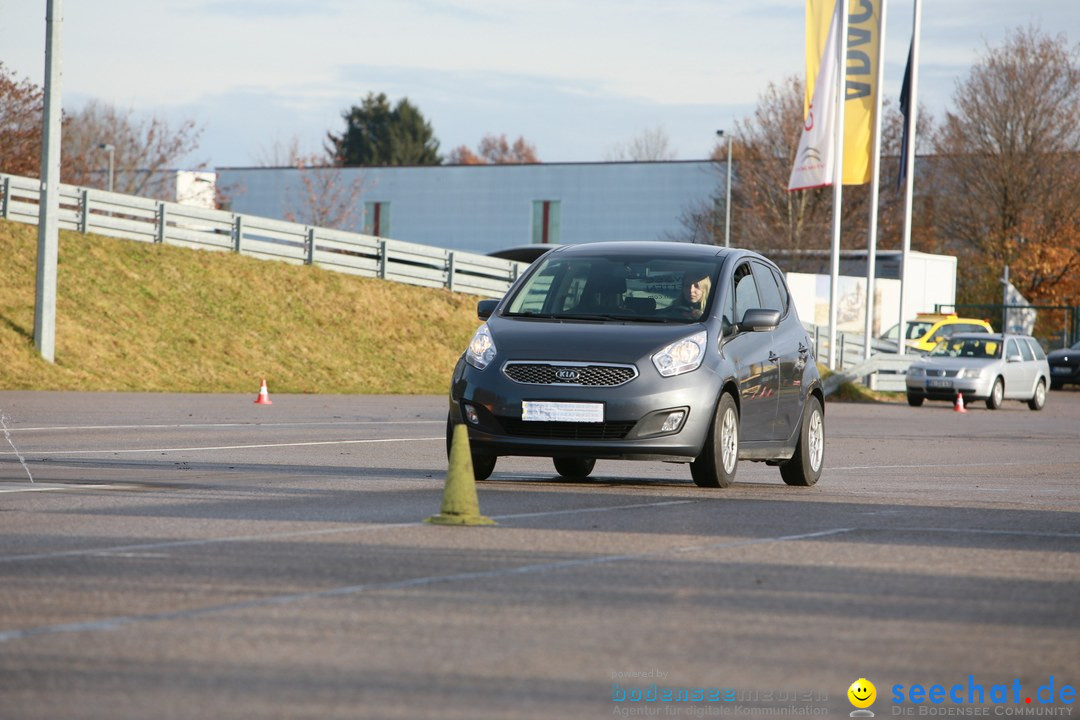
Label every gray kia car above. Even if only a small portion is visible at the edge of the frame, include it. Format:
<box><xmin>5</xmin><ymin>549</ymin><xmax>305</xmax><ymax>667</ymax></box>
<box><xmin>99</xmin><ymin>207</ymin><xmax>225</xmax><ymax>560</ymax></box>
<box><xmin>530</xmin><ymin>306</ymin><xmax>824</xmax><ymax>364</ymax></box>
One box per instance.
<box><xmin>447</xmin><ymin>242</ymin><xmax>824</xmax><ymax>488</ymax></box>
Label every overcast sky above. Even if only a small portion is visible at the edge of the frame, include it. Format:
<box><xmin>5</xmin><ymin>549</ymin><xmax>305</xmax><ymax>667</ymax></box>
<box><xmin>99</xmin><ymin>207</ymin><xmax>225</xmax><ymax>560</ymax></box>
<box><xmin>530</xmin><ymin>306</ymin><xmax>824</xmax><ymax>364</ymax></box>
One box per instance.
<box><xmin>1</xmin><ymin>1</ymin><xmax>1075</xmax><ymax>169</ymax></box>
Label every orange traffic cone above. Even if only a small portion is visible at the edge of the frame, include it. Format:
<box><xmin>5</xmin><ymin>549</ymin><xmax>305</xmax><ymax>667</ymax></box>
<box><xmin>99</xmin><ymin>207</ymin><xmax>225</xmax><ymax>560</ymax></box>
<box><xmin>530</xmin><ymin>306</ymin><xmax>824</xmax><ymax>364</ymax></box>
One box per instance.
<box><xmin>954</xmin><ymin>392</ymin><xmax>966</xmax><ymax>413</ymax></box>
<box><xmin>254</xmin><ymin>378</ymin><xmax>273</xmax><ymax>405</ymax></box>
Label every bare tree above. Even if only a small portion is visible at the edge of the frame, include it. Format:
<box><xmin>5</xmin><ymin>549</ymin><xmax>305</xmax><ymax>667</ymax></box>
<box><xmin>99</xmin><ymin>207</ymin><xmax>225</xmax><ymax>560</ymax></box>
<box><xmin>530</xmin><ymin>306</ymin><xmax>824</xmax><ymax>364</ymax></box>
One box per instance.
<box><xmin>61</xmin><ymin>100</ymin><xmax>204</xmax><ymax>196</ymax></box>
<box><xmin>932</xmin><ymin>26</ymin><xmax>1080</xmax><ymax>305</ymax></box>
<box><xmin>447</xmin><ymin>133</ymin><xmax>539</xmax><ymax>164</ymax></box>
<box><xmin>0</xmin><ymin>63</ymin><xmax>45</xmax><ymax>177</ymax></box>
<box><xmin>605</xmin><ymin>125</ymin><xmax>677</xmax><ymax>162</ymax></box>
<box><xmin>273</xmin><ymin>143</ymin><xmax>366</xmax><ymax>230</ymax></box>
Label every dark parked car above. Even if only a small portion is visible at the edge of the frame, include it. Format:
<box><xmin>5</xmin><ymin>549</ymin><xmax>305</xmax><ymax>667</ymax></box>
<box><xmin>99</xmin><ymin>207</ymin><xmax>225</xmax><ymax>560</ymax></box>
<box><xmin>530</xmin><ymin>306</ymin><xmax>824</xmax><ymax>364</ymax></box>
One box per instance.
<box><xmin>448</xmin><ymin>242</ymin><xmax>825</xmax><ymax>488</ymax></box>
<box><xmin>1048</xmin><ymin>340</ymin><xmax>1080</xmax><ymax>390</ymax></box>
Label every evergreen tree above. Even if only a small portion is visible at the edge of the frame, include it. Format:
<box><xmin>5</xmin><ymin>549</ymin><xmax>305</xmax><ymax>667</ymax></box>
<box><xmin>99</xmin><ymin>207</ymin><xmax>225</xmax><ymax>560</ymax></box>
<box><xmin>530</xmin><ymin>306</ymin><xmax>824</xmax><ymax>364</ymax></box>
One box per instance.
<box><xmin>327</xmin><ymin>92</ymin><xmax>441</xmax><ymax>166</ymax></box>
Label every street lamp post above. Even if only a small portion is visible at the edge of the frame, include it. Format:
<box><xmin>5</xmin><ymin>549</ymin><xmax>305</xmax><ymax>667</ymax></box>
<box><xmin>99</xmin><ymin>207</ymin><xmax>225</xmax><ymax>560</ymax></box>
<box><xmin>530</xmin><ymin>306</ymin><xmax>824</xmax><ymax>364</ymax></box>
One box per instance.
<box><xmin>98</xmin><ymin>143</ymin><xmax>114</xmax><ymax>192</ymax></box>
<box><xmin>716</xmin><ymin>130</ymin><xmax>732</xmax><ymax>248</ymax></box>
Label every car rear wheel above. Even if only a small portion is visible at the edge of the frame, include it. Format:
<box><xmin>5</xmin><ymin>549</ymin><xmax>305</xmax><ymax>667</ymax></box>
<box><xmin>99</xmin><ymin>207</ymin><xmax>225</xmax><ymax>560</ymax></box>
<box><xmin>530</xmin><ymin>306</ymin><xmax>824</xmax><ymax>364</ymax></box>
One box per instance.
<box><xmin>986</xmin><ymin>378</ymin><xmax>1004</xmax><ymax>410</ymax></box>
<box><xmin>690</xmin><ymin>393</ymin><xmax>738</xmax><ymax>488</ymax></box>
<box><xmin>1028</xmin><ymin>379</ymin><xmax>1046</xmax><ymax>411</ymax></box>
<box><xmin>445</xmin><ymin>413</ymin><xmax>497</xmax><ymax>481</ymax></box>
<box><xmin>907</xmin><ymin>393</ymin><xmax>924</xmax><ymax>407</ymax></box>
<box><xmin>780</xmin><ymin>395</ymin><xmax>824</xmax><ymax>487</ymax></box>
<box><xmin>553</xmin><ymin>457</ymin><xmax>596</xmax><ymax>478</ymax></box>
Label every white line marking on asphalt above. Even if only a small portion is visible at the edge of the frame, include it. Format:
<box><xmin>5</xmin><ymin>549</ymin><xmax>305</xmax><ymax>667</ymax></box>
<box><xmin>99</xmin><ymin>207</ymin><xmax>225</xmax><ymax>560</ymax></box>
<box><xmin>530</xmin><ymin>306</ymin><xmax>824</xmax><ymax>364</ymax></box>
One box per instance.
<box><xmin>0</xmin><ymin>484</ymin><xmax>119</xmax><ymax>494</ymax></box>
<box><xmin>3</xmin><ymin>420</ymin><xmax>442</xmax><ymax>432</ymax></box>
<box><xmin>0</xmin><ymin>436</ymin><xmax>443</xmax><ymax>456</ymax></box>
<box><xmin>828</xmin><ymin>460</ymin><xmax>1077</xmax><ymax>471</ymax></box>
<box><xmin>0</xmin><ymin>527</ymin><xmax>854</xmax><ymax>643</ymax></box>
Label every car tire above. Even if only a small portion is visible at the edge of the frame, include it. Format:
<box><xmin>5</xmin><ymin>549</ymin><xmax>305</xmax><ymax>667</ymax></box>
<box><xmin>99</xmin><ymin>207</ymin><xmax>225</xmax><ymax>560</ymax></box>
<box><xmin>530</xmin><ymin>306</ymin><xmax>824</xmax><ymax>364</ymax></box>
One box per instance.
<box><xmin>780</xmin><ymin>395</ymin><xmax>824</xmax><ymax>487</ymax></box>
<box><xmin>553</xmin><ymin>457</ymin><xmax>596</xmax><ymax>478</ymax></box>
<box><xmin>986</xmin><ymin>377</ymin><xmax>1004</xmax><ymax>410</ymax></box>
<box><xmin>907</xmin><ymin>393</ymin><xmax>924</xmax><ymax>407</ymax></box>
<box><xmin>690</xmin><ymin>393</ymin><xmax>739</xmax><ymax>488</ymax></box>
<box><xmin>1028</xmin><ymin>379</ymin><xmax>1047</xmax><ymax>411</ymax></box>
<box><xmin>445</xmin><ymin>413</ymin><xmax>497</xmax><ymax>481</ymax></box>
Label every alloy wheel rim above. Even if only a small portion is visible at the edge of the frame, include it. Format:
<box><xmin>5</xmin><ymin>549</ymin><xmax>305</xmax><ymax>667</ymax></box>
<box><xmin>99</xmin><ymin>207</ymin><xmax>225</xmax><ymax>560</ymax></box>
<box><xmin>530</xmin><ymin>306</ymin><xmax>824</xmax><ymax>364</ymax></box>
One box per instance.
<box><xmin>1036</xmin><ymin>383</ymin><xmax>1045</xmax><ymax>406</ymax></box>
<box><xmin>721</xmin><ymin>408</ymin><xmax>738</xmax><ymax>474</ymax></box>
<box><xmin>994</xmin><ymin>382</ymin><xmax>1003</xmax><ymax>405</ymax></box>
<box><xmin>808</xmin><ymin>410</ymin><xmax>823</xmax><ymax>471</ymax></box>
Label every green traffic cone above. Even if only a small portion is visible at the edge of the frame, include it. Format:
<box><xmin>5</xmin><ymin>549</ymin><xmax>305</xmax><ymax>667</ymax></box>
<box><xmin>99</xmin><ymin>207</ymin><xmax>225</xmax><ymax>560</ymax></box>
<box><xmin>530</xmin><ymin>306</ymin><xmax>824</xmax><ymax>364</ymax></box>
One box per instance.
<box><xmin>426</xmin><ymin>424</ymin><xmax>495</xmax><ymax>526</ymax></box>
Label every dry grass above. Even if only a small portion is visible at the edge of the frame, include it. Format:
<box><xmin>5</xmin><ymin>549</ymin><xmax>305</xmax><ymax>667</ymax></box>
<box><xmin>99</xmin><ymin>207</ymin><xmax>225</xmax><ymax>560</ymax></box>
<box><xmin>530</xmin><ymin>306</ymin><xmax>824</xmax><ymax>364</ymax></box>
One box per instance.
<box><xmin>0</xmin><ymin>220</ymin><xmax>483</xmax><ymax>393</ymax></box>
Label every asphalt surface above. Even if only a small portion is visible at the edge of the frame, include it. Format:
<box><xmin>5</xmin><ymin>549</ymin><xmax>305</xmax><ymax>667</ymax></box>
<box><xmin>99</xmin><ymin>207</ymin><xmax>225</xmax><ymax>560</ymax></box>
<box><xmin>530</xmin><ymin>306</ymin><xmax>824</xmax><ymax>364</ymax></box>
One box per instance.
<box><xmin>0</xmin><ymin>389</ymin><xmax>1078</xmax><ymax>719</ymax></box>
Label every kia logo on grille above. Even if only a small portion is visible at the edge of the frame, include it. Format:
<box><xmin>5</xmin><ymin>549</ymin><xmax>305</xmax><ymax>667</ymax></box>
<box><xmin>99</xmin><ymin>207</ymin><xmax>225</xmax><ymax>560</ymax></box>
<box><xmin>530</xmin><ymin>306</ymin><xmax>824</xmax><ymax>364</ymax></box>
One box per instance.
<box><xmin>554</xmin><ymin>368</ymin><xmax>580</xmax><ymax>381</ymax></box>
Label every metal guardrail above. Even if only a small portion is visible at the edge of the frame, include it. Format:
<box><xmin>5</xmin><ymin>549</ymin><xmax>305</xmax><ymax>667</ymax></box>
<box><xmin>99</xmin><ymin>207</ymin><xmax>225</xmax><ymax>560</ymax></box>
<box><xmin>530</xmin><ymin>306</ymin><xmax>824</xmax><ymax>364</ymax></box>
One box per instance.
<box><xmin>0</xmin><ymin>172</ymin><xmax>527</xmax><ymax>298</ymax></box>
<box><xmin>804</xmin><ymin>322</ymin><xmax>913</xmax><ymax>395</ymax></box>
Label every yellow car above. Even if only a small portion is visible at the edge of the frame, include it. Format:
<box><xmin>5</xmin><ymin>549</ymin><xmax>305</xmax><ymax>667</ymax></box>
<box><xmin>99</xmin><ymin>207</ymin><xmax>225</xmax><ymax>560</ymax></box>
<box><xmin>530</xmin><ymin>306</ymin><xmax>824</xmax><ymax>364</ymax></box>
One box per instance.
<box><xmin>880</xmin><ymin>313</ymin><xmax>994</xmax><ymax>354</ymax></box>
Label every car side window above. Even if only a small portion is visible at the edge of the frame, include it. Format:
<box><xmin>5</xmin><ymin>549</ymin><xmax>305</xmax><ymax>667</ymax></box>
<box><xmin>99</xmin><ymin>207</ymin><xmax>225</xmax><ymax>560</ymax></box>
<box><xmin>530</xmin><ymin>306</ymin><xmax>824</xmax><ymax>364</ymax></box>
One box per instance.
<box><xmin>751</xmin><ymin>262</ymin><xmax>785</xmax><ymax>315</ymax></box>
<box><xmin>733</xmin><ymin>263</ymin><xmax>761</xmax><ymax>323</ymax></box>
<box><xmin>1027</xmin><ymin>339</ymin><xmax>1047</xmax><ymax>360</ymax></box>
<box><xmin>1018</xmin><ymin>338</ymin><xmax>1035</xmax><ymax>361</ymax></box>
<box><xmin>1006</xmin><ymin>339</ymin><xmax>1020</xmax><ymax>359</ymax></box>
<box><xmin>770</xmin><ymin>267</ymin><xmax>790</xmax><ymax>314</ymax></box>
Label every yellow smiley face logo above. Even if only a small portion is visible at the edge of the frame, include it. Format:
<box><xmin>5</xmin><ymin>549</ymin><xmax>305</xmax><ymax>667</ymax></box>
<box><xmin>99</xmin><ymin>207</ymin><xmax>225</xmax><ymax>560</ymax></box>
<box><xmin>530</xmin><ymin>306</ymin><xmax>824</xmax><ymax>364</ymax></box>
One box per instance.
<box><xmin>848</xmin><ymin>678</ymin><xmax>876</xmax><ymax>708</ymax></box>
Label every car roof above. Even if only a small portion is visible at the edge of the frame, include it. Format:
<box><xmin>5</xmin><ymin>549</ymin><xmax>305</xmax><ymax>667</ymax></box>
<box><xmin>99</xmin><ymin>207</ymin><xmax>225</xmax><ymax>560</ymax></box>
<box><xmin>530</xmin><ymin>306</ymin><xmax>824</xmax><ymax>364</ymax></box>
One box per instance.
<box><xmin>546</xmin><ymin>241</ymin><xmax>769</xmax><ymax>265</ymax></box>
<box><xmin>949</xmin><ymin>333</ymin><xmax>1036</xmax><ymax>342</ymax></box>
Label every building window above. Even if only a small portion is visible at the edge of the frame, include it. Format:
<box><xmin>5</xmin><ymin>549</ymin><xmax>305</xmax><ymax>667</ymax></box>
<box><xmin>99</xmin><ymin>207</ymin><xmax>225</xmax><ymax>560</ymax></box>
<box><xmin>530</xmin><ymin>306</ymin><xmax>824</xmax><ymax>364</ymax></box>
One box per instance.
<box><xmin>531</xmin><ymin>200</ymin><xmax>561</xmax><ymax>245</ymax></box>
<box><xmin>364</xmin><ymin>202</ymin><xmax>391</xmax><ymax>237</ymax></box>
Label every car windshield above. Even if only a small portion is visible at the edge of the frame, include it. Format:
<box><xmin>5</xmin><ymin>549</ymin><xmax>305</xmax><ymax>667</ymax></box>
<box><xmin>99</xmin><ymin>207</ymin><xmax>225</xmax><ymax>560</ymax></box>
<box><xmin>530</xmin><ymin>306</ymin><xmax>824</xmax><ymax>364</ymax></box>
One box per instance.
<box><xmin>504</xmin><ymin>254</ymin><xmax>723</xmax><ymax>322</ymax></box>
<box><xmin>928</xmin><ymin>336</ymin><xmax>1002</xmax><ymax>359</ymax></box>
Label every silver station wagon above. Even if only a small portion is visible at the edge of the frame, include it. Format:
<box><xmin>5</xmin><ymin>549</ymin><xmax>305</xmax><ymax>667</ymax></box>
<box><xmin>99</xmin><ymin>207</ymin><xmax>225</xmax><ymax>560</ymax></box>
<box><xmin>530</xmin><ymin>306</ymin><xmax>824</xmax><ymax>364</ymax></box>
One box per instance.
<box><xmin>448</xmin><ymin>242</ymin><xmax>825</xmax><ymax>488</ymax></box>
<box><xmin>905</xmin><ymin>333</ymin><xmax>1050</xmax><ymax>410</ymax></box>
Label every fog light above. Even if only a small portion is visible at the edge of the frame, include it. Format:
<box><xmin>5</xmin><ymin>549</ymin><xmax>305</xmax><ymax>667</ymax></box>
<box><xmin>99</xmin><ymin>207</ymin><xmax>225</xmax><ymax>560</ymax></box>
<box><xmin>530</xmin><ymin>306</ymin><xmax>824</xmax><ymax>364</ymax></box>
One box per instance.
<box><xmin>660</xmin><ymin>410</ymin><xmax>686</xmax><ymax>433</ymax></box>
<box><xmin>464</xmin><ymin>404</ymin><xmax>480</xmax><ymax>425</ymax></box>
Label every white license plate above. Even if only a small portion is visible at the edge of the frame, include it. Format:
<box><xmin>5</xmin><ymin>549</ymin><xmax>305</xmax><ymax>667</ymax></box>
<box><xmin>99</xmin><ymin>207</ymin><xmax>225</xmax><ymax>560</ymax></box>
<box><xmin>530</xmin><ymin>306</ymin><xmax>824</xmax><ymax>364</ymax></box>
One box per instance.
<box><xmin>522</xmin><ymin>401</ymin><xmax>604</xmax><ymax>423</ymax></box>
<box><xmin>928</xmin><ymin>379</ymin><xmax>953</xmax><ymax>389</ymax></box>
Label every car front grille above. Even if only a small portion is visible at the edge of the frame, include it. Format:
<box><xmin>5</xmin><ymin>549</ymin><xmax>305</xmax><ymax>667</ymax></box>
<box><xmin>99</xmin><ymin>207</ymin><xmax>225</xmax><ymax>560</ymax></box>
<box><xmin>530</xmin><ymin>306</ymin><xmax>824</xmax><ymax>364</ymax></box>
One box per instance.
<box><xmin>502</xmin><ymin>362</ymin><xmax>637</xmax><ymax>387</ymax></box>
<box><xmin>498</xmin><ymin>418</ymin><xmax>636</xmax><ymax>440</ymax></box>
<box><xmin>924</xmin><ymin>369</ymin><xmax>960</xmax><ymax>378</ymax></box>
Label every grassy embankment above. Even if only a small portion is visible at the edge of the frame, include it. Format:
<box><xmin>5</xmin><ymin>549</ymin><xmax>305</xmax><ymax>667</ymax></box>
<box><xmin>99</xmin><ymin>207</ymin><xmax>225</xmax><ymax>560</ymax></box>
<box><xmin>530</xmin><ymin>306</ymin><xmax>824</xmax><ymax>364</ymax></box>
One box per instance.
<box><xmin>0</xmin><ymin>219</ymin><xmax>900</xmax><ymax>400</ymax></box>
<box><xmin>0</xmin><ymin>219</ymin><xmax>482</xmax><ymax>394</ymax></box>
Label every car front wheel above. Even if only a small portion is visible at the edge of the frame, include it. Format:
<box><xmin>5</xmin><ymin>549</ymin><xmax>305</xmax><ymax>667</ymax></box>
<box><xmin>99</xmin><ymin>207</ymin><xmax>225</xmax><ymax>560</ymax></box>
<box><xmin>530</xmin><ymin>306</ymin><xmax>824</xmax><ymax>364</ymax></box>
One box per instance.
<box><xmin>780</xmin><ymin>395</ymin><xmax>824</xmax><ymax>486</ymax></box>
<box><xmin>986</xmin><ymin>378</ymin><xmax>1004</xmax><ymax>410</ymax></box>
<box><xmin>553</xmin><ymin>457</ymin><xmax>595</xmax><ymax>478</ymax></box>
<box><xmin>1028</xmin><ymin>379</ymin><xmax>1046</xmax><ymax>411</ymax></box>
<box><xmin>907</xmin><ymin>393</ymin><xmax>924</xmax><ymax>407</ymax></box>
<box><xmin>691</xmin><ymin>393</ymin><xmax>739</xmax><ymax>488</ymax></box>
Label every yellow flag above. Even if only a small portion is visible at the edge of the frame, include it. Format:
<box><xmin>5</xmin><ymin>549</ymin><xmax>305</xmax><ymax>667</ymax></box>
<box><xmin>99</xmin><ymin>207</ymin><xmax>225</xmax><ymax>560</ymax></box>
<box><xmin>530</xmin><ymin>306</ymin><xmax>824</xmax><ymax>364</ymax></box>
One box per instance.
<box><xmin>804</xmin><ymin>0</ymin><xmax>880</xmax><ymax>185</ymax></box>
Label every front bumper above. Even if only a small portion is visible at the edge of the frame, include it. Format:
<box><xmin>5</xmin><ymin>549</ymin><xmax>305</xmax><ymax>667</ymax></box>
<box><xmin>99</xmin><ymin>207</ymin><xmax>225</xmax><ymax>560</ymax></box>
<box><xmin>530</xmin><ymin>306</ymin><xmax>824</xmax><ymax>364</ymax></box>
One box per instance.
<box><xmin>906</xmin><ymin>374</ymin><xmax>995</xmax><ymax>401</ymax></box>
<box><xmin>1050</xmin><ymin>364</ymin><xmax>1080</xmax><ymax>385</ymax></box>
<box><xmin>449</xmin><ymin>357</ymin><xmax>722</xmax><ymax>461</ymax></box>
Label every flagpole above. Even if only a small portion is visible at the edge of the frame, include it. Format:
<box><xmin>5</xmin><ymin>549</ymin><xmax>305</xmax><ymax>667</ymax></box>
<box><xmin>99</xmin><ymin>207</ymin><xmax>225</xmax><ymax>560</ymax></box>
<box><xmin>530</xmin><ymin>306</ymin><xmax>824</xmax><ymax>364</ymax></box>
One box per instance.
<box><xmin>863</xmin><ymin>0</ymin><xmax>887</xmax><ymax>360</ymax></box>
<box><xmin>827</xmin><ymin>0</ymin><xmax>849</xmax><ymax>370</ymax></box>
<box><xmin>897</xmin><ymin>0</ymin><xmax>922</xmax><ymax>356</ymax></box>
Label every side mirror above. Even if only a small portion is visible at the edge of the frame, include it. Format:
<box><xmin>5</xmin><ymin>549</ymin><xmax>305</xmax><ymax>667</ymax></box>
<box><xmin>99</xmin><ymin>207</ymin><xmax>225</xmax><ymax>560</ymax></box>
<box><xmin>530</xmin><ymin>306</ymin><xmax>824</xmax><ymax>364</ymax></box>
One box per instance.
<box><xmin>1007</xmin><ymin>354</ymin><xmax>1023</xmax><ymax>363</ymax></box>
<box><xmin>477</xmin><ymin>299</ymin><xmax>498</xmax><ymax>320</ymax></box>
<box><xmin>739</xmin><ymin>308</ymin><xmax>781</xmax><ymax>333</ymax></box>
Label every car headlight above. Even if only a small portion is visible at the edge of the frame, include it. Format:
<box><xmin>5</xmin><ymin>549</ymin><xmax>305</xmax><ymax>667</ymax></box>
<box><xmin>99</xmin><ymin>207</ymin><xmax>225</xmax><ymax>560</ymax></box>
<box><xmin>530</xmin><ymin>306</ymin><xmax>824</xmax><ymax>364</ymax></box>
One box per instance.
<box><xmin>907</xmin><ymin>366</ymin><xmax>925</xmax><ymax>377</ymax></box>
<box><xmin>465</xmin><ymin>323</ymin><xmax>496</xmax><ymax>370</ymax></box>
<box><xmin>652</xmin><ymin>331</ymin><xmax>707</xmax><ymax>377</ymax></box>
<box><xmin>959</xmin><ymin>367</ymin><xmax>983</xmax><ymax>379</ymax></box>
